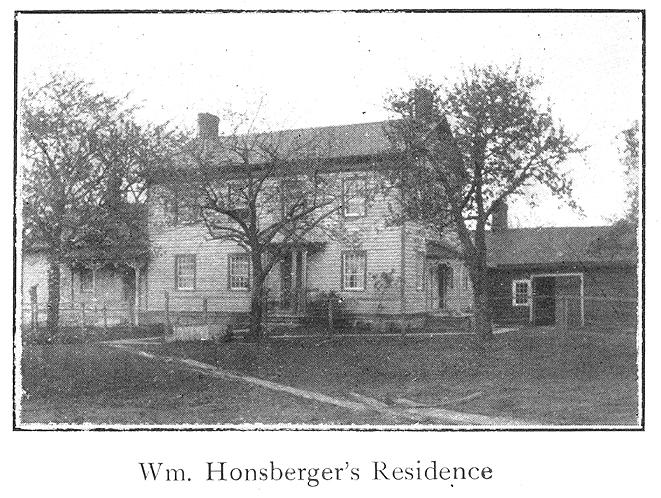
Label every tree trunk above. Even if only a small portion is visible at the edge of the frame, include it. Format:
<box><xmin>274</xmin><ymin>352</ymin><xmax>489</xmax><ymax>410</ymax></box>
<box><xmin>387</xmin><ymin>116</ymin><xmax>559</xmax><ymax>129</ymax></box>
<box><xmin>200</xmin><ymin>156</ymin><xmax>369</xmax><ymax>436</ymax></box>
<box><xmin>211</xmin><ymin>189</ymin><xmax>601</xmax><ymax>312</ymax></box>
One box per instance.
<box><xmin>469</xmin><ymin>263</ymin><xmax>493</xmax><ymax>341</ymax></box>
<box><xmin>247</xmin><ymin>287</ymin><xmax>263</xmax><ymax>342</ymax></box>
<box><xmin>46</xmin><ymin>259</ymin><xmax>61</xmax><ymax>338</ymax></box>
<box><xmin>246</xmin><ymin>252</ymin><xmax>265</xmax><ymax>342</ymax></box>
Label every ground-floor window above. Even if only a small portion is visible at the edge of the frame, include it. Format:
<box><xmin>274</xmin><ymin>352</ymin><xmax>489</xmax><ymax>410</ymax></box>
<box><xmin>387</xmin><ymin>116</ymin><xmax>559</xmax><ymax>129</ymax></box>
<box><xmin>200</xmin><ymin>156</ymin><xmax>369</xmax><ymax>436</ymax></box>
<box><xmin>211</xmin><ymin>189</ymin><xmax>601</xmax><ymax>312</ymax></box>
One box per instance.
<box><xmin>175</xmin><ymin>254</ymin><xmax>196</xmax><ymax>290</ymax></box>
<box><xmin>462</xmin><ymin>266</ymin><xmax>470</xmax><ymax>291</ymax></box>
<box><xmin>228</xmin><ymin>253</ymin><xmax>250</xmax><ymax>290</ymax></box>
<box><xmin>80</xmin><ymin>268</ymin><xmax>93</xmax><ymax>293</ymax></box>
<box><xmin>341</xmin><ymin>251</ymin><xmax>366</xmax><ymax>291</ymax></box>
<box><xmin>416</xmin><ymin>252</ymin><xmax>425</xmax><ymax>291</ymax></box>
<box><xmin>512</xmin><ymin>279</ymin><xmax>531</xmax><ymax>306</ymax></box>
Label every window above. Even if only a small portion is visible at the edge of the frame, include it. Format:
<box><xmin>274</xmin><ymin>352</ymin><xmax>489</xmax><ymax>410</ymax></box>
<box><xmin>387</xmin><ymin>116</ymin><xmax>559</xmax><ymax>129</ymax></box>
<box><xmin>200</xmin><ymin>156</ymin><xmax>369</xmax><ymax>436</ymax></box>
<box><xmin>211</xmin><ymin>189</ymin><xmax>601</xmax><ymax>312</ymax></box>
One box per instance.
<box><xmin>227</xmin><ymin>183</ymin><xmax>250</xmax><ymax>221</ymax></box>
<box><xmin>163</xmin><ymin>194</ymin><xmax>200</xmax><ymax>225</ymax></box>
<box><xmin>416</xmin><ymin>252</ymin><xmax>425</xmax><ymax>291</ymax></box>
<box><xmin>462</xmin><ymin>266</ymin><xmax>470</xmax><ymax>291</ymax></box>
<box><xmin>228</xmin><ymin>254</ymin><xmax>250</xmax><ymax>290</ymax></box>
<box><xmin>342</xmin><ymin>177</ymin><xmax>366</xmax><ymax>217</ymax></box>
<box><xmin>178</xmin><ymin>201</ymin><xmax>201</xmax><ymax>225</ymax></box>
<box><xmin>281</xmin><ymin>179</ymin><xmax>308</xmax><ymax>217</ymax></box>
<box><xmin>163</xmin><ymin>197</ymin><xmax>179</xmax><ymax>225</ymax></box>
<box><xmin>446</xmin><ymin>265</ymin><xmax>454</xmax><ymax>289</ymax></box>
<box><xmin>512</xmin><ymin>279</ymin><xmax>531</xmax><ymax>306</ymax></box>
<box><xmin>342</xmin><ymin>251</ymin><xmax>366</xmax><ymax>291</ymax></box>
<box><xmin>228</xmin><ymin>183</ymin><xmax>248</xmax><ymax>208</ymax></box>
<box><xmin>80</xmin><ymin>269</ymin><xmax>93</xmax><ymax>293</ymax></box>
<box><xmin>175</xmin><ymin>255</ymin><xmax>196</xmax><ymax>290</ymax></box>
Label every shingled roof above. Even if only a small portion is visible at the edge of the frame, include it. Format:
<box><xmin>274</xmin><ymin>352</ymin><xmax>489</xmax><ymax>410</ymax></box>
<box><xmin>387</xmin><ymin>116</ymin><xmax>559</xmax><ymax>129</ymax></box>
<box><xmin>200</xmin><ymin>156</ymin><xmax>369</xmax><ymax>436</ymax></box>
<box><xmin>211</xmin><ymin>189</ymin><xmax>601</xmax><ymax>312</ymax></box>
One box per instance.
<box><xmin>189</xmin><ymin>120</ymin><xmax>396</xmax><ymax>166</ymax></box>
<box><xmin>262</xmin><ymin>120</ymin><xmax>394</xmax><ymax>160</ymax></box>
<box><xmin>485</xmin><ymin>225</ymin><xmax>637</xmax><ymax>268</ymax></box>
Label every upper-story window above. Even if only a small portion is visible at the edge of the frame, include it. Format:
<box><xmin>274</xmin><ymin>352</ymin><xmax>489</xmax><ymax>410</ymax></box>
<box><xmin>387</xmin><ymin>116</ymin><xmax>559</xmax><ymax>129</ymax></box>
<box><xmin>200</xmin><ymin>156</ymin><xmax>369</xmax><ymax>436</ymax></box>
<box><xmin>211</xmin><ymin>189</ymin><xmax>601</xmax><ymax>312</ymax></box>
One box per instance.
<box><xmin>342</xmin><ymin>177</ymin><xmax>366</xmax><ymax>218</ymax></box>
<box><xmin>163</xmin><ymin>193</ymin><xmax>200</xmax><ymax>226</ymax></box>
<box><xmin>175</xmin><ymin>254</ymin><xmax>196</xmax><ymax>290</ymax></box>
<box><xmin>227</xmin><ymin>183</ymin><xmax>248</xmax><ymax>208</ymax></box>
<box><xmin>281</xmin><ymin>178</ymin><xmax>308</xmax><ymax>217</ymax></box>
<box><xmin>227</xmin><ymin>182</ymin><xmax>250</xmax><ymax>221</ymax></box>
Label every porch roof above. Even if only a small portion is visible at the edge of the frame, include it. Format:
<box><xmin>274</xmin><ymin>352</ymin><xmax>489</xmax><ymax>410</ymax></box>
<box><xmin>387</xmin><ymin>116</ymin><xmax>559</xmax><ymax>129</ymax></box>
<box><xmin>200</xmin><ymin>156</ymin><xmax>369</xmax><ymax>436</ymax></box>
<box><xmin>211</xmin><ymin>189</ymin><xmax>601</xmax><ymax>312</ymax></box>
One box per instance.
<box><xmin>62</xmin><ymin>245</ymin><xmax>150</xmax><ymax>266</ymax></box>
<box><xmin>265</xmin><ymin>240</ymin><xmax>327</xmax><ymax>252</ymax></box>
<box><xmin>426</xmin><ymin>240</ymin><xmax>461</xmax><ymax>260</ymax></box>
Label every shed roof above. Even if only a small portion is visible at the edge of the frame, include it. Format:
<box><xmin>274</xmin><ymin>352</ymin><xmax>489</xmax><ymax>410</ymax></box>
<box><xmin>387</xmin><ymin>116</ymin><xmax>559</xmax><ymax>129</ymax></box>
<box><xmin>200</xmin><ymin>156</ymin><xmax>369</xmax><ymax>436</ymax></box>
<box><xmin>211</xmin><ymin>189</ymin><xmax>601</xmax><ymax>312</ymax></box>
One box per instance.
<box><xmin>485</xmin><ymin>225</ymin><xmax>637</xmax><ymax>268</ymax></box>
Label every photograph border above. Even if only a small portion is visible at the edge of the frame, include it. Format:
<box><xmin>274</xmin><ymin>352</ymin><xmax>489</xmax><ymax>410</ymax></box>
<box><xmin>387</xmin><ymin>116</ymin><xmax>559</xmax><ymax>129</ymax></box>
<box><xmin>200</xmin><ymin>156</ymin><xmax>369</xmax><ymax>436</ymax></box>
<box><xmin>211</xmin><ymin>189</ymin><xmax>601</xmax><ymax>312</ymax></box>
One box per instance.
<box><xmin>12</xmin><ymin>7</ymin><xmax>646</xmax><ymax>433</ymax></box>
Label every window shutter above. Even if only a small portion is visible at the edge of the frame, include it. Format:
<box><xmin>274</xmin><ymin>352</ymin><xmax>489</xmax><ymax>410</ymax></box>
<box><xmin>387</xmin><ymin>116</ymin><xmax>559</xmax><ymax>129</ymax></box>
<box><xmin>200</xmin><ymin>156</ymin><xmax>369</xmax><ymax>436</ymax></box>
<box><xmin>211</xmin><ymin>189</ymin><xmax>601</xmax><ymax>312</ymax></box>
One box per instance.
<box><xmin>227</xmin><ymin>255</ymin><xmax>231</xmax><ymax>290</ymax></box>
<box><xmin>340</xmin><ymin>252</ymin><xmax>345</xmax><ymax>291</ymax></box>
<box><xmin>362</xmin><ymin>250</ymin><xmax>367</xmax><ymax>290</ymax></box>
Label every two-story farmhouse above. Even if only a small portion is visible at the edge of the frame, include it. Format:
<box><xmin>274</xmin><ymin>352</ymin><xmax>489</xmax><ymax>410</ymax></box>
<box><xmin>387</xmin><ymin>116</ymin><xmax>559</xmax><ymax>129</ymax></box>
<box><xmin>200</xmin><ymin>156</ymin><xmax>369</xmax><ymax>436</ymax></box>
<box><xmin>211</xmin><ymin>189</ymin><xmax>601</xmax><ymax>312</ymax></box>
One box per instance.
<box><xmin>140</xmin><ymin>114</ymin><xmax>475</xmax><ymax>330</ymax></box>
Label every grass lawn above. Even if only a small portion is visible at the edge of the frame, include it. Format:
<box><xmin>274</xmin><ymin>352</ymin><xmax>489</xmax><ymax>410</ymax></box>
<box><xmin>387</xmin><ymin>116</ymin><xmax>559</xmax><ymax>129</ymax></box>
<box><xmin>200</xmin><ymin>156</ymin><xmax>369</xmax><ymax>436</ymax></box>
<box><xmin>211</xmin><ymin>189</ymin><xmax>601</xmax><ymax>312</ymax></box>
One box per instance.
<box><xmin>156</xmin><ymin>328</ymin><xmax>640</xmax><ymax>426</ymax></box>
<box><xmin>19</xmin><ymin>342</ymin><xmax>395</xmax><ymax>426</ymax></box>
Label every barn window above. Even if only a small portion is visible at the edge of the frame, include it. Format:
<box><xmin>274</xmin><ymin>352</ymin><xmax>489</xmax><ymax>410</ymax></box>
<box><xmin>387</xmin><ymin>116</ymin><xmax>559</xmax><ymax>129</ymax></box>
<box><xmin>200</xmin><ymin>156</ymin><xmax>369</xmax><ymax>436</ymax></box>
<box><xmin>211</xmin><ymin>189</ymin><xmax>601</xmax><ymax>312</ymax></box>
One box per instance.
<box><xmin>228</xmin><ymin>254</ymin><xmax>251</xmax><ymax>290</ymax></box>
<box><xmin>512</xmin><ymin>279</ymin><xmax>531</xmax><ymax>306</ymax></box>
<box><xmin>175</xmin><ymin>255</ymin><xmax>196</xmax><ymax>290</ymax></box>
<box><xmin>342</xmin><ymin>251</ymin><xmax>366</xmax><ymax>291</ymax></box>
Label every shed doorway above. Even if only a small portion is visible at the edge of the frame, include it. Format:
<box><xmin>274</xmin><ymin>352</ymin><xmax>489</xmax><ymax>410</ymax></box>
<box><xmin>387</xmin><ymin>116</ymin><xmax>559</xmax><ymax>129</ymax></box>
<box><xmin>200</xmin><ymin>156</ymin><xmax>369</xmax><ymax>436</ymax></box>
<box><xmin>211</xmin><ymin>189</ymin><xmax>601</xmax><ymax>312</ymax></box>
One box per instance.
<box><xmin>532</xmin><ymin>276</ymin><xmax>555</xmax><ymax>325</ymax></box>
<box><xmin>531</xmin><ymin>273</ymin><xmax>584</xmax><ymax>327</ymax></box>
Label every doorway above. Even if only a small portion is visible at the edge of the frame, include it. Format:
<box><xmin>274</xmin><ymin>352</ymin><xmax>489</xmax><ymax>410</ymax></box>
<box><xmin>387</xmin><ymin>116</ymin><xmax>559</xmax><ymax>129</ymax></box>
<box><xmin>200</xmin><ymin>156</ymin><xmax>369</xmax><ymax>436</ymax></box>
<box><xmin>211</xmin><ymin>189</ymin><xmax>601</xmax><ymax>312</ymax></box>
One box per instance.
<box><xmin>435</xmin><ymin>263</ymin><xmax>453</xmax><ymax>310</ymax></box>
<box><xmin>532</xmin><ymin>276</ymin><xmax>556</xmax><ymax>325</ymax></box>
<box><xmin>280</xmin><ymin>251</ymin><xmax>303</xmax><ymax>312</ymax></box>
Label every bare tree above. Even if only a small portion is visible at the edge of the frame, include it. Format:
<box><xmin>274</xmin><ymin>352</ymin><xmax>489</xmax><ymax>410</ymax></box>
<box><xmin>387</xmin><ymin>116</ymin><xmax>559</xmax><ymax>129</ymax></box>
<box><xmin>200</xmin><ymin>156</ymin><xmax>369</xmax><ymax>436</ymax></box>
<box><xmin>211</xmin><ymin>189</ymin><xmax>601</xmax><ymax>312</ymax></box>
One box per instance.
<box><xmin>157</xmin><ymin>111</ymin><xmax>365</xmax><ymax>341</ymax></box>
<box><xmin>385</xmin><ymin>64</ymin><xmax>584</xmax><ymax>340</ymax></box>
<box><xmin>21</xmin><ymin>73</ymin><xmax>176</xmax><ymax>336</ymax></box>
<box><xmin>618</xmin><ymin>120</ymin><xmax>640</xmax><ymax>223</ymax></box>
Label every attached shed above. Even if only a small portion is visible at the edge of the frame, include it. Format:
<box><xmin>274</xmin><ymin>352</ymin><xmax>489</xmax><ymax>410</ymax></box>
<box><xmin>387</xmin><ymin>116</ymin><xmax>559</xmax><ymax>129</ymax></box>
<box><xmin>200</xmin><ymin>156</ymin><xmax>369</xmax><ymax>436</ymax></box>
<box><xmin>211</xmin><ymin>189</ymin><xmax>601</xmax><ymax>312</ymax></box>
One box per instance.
<box><xmin>486</xmin><ymin>225</ymin><xmax>637</xmax><ymax>328</ymax></box>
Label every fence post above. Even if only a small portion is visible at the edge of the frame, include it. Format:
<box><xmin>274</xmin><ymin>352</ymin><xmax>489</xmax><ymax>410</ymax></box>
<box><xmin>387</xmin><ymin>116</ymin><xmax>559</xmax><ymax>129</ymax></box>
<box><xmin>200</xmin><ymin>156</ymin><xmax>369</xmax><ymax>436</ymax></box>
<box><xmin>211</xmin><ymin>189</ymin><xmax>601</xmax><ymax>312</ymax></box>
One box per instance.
<box><xmin>327</xmin><ymin>295</ymin><xmax>334</xmax><ymax>336</ymax></box>
<box><xmin>203</xmin><ymin>296</ymin><xmax>209</xmax><ymax>324</ymax></box>
<box><xmin>164</xmin><ymin>290</ymin><xmax>170</xmax><ymax>331</ymax></box>
<box><xmin>80</xmin><ymin>302</ymin><xmax>86</xmax><ymax>336</ymax></box>
<box><xmin>103</xmin><ymin>303</ymin><xmax>108</xmax><ymax>332</ymax></box>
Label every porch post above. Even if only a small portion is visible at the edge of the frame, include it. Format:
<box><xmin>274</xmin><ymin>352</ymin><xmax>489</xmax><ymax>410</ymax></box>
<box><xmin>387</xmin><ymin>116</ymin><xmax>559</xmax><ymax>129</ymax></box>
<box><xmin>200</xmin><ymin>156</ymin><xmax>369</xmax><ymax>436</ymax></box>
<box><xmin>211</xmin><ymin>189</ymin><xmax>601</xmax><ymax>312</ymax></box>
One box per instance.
<box><xmin>290</xmin><ymin>249</ymin><xmax>298</xmax><ymax>312</ymax></box>
<box><xmin>91</xmin><ymin>265</ymin><xmax>98</xmax><ymax>301</ymax></box>
<box><xmin>70</xmin><ymin>265</ymin><xmax>74</xmax><ymax>305</ymax></box>
<box><xmin>90</xmin><ymin>262</ymin><xmax>103</xmax><ymax>315</ymax></box>
<box><xmin>301</xmin><ymin>248</ymin><xmax>308</xmax><ymax>313</ymax></box>
<box><xmin>580</xmin><ymin>274</ymin><xmax>585</xmax><ymax>327</ymax></box>
<box><xmin>134</xmin><ymin>263</ymin><xmax>141</xmax><ymax>326</ymax></box>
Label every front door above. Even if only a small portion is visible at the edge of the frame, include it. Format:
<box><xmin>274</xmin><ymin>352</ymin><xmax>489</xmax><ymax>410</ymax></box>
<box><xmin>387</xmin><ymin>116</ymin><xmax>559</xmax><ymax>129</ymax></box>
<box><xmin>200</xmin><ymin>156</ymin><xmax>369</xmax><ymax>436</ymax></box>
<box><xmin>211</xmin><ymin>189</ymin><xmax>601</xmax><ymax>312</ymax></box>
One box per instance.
<box><xmin>533</xmin><ymin>276</ymin><xmax>556</xmax><ymax>325</ymax></box>
<box><xmin>122</xmin><ymin>269</ymin><xmax>136</xmax><ymax>323</ymax></box>
<box><xmin>279</xmin><ymin>252</ymin><xmax>303</xmax><ymax>312</ymax></box>
<box><xmin>437</xmin><ymin>264</ymin><xmax>447</xmax><ymax>309</ymax></box>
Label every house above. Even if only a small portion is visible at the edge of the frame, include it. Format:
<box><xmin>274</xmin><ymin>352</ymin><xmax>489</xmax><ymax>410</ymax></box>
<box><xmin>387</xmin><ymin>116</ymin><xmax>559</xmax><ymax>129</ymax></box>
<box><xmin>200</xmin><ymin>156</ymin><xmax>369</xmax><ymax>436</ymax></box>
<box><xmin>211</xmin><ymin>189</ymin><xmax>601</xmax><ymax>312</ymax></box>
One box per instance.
<box><xmin>140</xmin><ymin>111</ymin><xmax>475</xmax><ymax>329</ymax></box>
<box><xmin>21</xmin><ymin>241</ymin><xmax>149</xmax><ymax>328</ymax></box>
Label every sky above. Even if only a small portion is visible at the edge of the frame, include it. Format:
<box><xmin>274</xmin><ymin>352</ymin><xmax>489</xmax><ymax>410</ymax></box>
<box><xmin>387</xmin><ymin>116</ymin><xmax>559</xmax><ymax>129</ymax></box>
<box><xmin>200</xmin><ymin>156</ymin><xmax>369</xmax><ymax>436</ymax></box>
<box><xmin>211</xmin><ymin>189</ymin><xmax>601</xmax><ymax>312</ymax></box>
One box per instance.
<box><xmin>17</xmin><ymin>11</ymin><xmax>643</xmax><ymax>227</ymax></box>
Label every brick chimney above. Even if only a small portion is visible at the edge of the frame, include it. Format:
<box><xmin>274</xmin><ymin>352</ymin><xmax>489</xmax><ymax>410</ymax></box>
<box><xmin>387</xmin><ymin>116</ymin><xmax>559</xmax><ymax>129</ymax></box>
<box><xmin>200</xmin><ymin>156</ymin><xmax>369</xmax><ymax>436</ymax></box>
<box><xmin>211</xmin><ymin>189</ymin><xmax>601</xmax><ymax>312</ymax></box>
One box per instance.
<box><xmin>491</xmin><ymin>200</ymin><xmax>508</xmax><ymax>231</ymax></box>
<box><xmin>413</xmin><ymin>87</ymin><xmax>434</xmax><ymax>121</ymax></box>
<box><xmin>197</xmin><ymin>112</ymin><xmax>219</xmax><ymax>138</ymax></box>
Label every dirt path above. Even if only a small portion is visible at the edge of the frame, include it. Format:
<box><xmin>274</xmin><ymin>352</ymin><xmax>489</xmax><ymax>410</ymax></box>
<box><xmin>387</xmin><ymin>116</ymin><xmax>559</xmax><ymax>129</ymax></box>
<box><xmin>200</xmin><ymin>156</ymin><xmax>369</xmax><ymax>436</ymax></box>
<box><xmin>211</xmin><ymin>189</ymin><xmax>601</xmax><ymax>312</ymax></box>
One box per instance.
<box><xmin>104</xmin><ymin>340</ymin><xmax>534</xmax><ymax>427</ymax></box>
